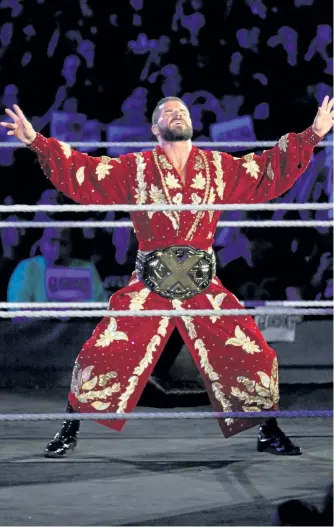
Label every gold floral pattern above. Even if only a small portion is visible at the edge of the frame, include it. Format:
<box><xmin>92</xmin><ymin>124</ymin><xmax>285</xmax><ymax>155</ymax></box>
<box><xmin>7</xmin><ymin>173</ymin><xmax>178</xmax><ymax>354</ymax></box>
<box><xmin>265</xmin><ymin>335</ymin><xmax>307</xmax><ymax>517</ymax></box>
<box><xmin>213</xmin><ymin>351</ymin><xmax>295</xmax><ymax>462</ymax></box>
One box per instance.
<box><xmin>194</xmin><ymin>339</ymin><xmax>219</xmax><ymax>382</ymax></box>
<box><xmin>267</xmin><ymin>162</ymin><xmax>274</xmax><ymax>180</ymax></box>
<box><xmin>126</xmin><ymin>288</ymin><xmax>150</xmax><ymax>310</ymax></box>
<box><xmin>153</xmin><ymin>149</ymin><xmax>180</xmax><ymax>231</ymax></box>
<box><xmin>190</xmin><ymin>193</ymin><xmax>201</xmax><ymax>214</ymax></box>
<box><xmin>207</xmin><ymin>187</ymin><xmax>216</xmax><ymax>221</ymax></box>
<box><xmin>159</xmin><ymin>155</ymin><xmax>173</xmax><ymax>170</ymax></box>
<box><xmin>148</xmin><ymin>184</ymin><xmax>178</xmax><ymax>229</ymax></box>
<box><xmin>71</xmin><ymin>363</ymin><xmax>121</xmax><ymax>410</ymax></box>
<box><xmin>172</xmin><ymin>192</ymin><xmax>183</xmax><ymax>205</ymax></box>
<box><xmin>194</xmin><ymin>155</ymin><xmax>205</xmax><ymax>171</ymax></box>
<box><xmin>212</xmin><ymin>382</ymin><xmax>234</xmax><ymax>425</ymax></box>
<box><xmin>190</xmin><ymin>172</ymin><xmax>206</xmax><ymax>190</ymax></box>
<box><xmin>225</xmin><ymin>325</ymin><xmax>261</xmax><ymax>354</ymax></box>
<box><xmin>117</xmin><ymin>325</ymin><xmax>165</xmax><ymax>413</ymax></box>
<box><xmin>242</xmin><ymin>153</ymin><xmax>260</xmax><ymax>180</ymax></box>
<box><xmin>211</xmin><ymin>151</ymin><xmax>226</xmax><ymax>199</ymax></box>
<box><xmin>96</xmin><ymin>156</ymin><xmax>112</xmax><ymax>181</ymax></box>
<box><xmin>59</xmin><ymin>141</ymin><xmax>72</xmax><ymax>159</ymax></box>
<box><xmin>134</xmin><ymin>152</ymin><xmax>148</xmax><ymax>204</ymax></box>
<box><xmin>165</xmin><ymin>172</ymin><xmax>181</xmax><ymax>189</ymax></box>
<box><xmin>206</xmin><ymin>292</ymin><xmax>227</xmax><ymax>322</ymax></box>
<box><xmin>158</xmin><ymin>317</ymin><xmax>170</xmax><ymax>336</ymax></box>
<box><xmin>95</xmin><ymin>317</ymin><xmax>128</xmax><ymax>348</ymax></box>
<box><xmin>278</xmin><ymin>133</ymin><xmax>289</xmax><ymax>152</ymax></box>
<box><xmin>185</xmin><ymin>150</ymin><xmax>211</xmax><ymax>241</ymax></box>
<box><xmin>231</xmin><ymin>358</ymin><xmax>279</xmax><ymax>412</ymax></box>
<box><xmin>117</xmin><ymin>376</ymin><xmax>138</xmax><ymax>413</ymax></box>
<box><xmin>76</xmin><ymin>166</ymin><xmax>85</xmax><ymax>186</ymax></box>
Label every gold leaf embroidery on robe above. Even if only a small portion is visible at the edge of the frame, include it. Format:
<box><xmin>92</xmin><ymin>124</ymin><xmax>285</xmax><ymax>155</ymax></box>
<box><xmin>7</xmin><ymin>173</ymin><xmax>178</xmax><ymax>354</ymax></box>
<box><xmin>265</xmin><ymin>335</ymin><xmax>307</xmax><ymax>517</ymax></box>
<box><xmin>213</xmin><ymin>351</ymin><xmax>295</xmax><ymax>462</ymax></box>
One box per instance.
<box><xmin>206</xmin><ymin>293</ymin><xmax>227</xmax><ymax>322</ymax></box>
<box><xmin>211</xmin><ymin>382</ymin><xmax>234</xmax><ymax>425</ymax></box>
<box><xmin>96</xmin><ymin>156</ymin><xmax>113</xmax><ymax>181</ymax></box>
<box><xmin>117</xmin><ymin>376</ymin><xmax>138</xmax><ymax>413</ymax></box>
<box><xmin>76</xmin><ymin>166</ymin><xmax>85</xmax><ymax>185</ymax></box>
<box><xmin>194</xmin><ymin>339</ymin><xmax>219</xmax><ymax>381</ymax></box>
<box><xmin>232</xmin><ymin>358</ymin><xmax>279</xmax><ymax>411</ymax></box>
<box><xmin>134</xmin><ymin>152</ymin><xmax>148</xmax><ymax>204</ymax></box>
<box><xmin>158</xmin><ymin>317</ymin><xmax>170</xmax><ymax>337</ymax></box>
<box><xmin>165</xmin><ymin>172</ymin><xmax>181</xmax><ymax>189</ymax></box>
<box><xmin>71</xmin><ymin>363</ymin><xmax>121</xmax><ymax>409</ymax></box>
<box><xmin>190</xmin><ymin>172</ymin><xmax>206</xmax><ymax>190</ymax></box>
<box><xmin>194</xmin><ymin>155</ymin><xmax>205</xmax><ymax>171</ymax></box>
<box><xmin>133</xmin><ymin>334</ymin><xmax>161</xmax><ymax>376</ymax></box>
<box><xmin>278</xmin><ymin>133</ymin><xmax>289</xmax><ymax>152</ymax></box>
<box><xmin>172</xmin><ymin>192</ymin><xmax>183</xmax><ymax>205</ymax></box>
<box><xmin>149</xmin><ymin>184</ymin><xmax>179</xmax><ymax>230</ymax></box>
<box><xmin>225</xmin><ymin>325</ymin><xmax>261</xmax><ymax>354</ymax></box>
<box><xmin>207</xmin><ymin>187</ymin><xmax>216</xmax><ymax>221</ymax></box>
<box><xmin>185</xmin><ymin>150</ymin><xmax>211</xmax><ymax>241</ymax></box>
<box><xmin>95</xmin><ymin>317</ymin><xmax>128</xmax><ymax>348</ymax></box>
<box><xmin>99</xmin><ymin>371</ymin><xmax>118</xmax><ymax>387</ymax></box>
<box><xmin>126</xmin><ymin>288</ymin><xmax>150</xmax><ymax>310</ymax></box>
<box><xmin>211</xmin><ymin>151</ymin><xmax>226</xmax><ymax>199</ymax></box>
<box><xmin>59</xmin><ymin>141</ymin><xmax>72</xmax><ymax>159</ymax></box>
<box><xmin>153</xmin><ymin>149</ymin><xmax>180</xmax><ymax>231</ymax></box>
<box><xmin>190</xmin><ymin>193</ymin><xmax>201</xmax><ymax>214</ymax></box>
<box><xmin>159</xmin><ymin>155</ymin><xmax>173</xmax><ymax>170</ymax></box>
<box><xmin>267</xmin><ymin>161</ymin><xmax>274</xmax><ymax>180</ymax></box>
<box><xmin>242</xmin><ymin>153</ymin><xmax>260</xmax><ymax>180</ymax></box>
<box><xmin>172</xmin><ymin>299</ymin><xmax>197</xmax><ymax>339</ymax></box>
<box><xmin>117</xmin><ymin>327</ymin><xmax>164</xmax><ymax>412</ymax></box>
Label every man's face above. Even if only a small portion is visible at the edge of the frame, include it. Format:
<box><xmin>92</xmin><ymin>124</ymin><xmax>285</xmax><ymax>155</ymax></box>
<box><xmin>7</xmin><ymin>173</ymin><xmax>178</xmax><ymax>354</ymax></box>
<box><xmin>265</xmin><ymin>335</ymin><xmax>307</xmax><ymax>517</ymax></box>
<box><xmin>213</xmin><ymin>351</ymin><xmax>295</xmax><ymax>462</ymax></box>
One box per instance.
<box><xmin>153</xmin><ymin>101</ymin><xmax>193</xmax><ymax>141</ymax></box>
<box><xmin>40</xmin><ymin>228</ymin><xmax>71</xmax><ymax>265</ymax></box>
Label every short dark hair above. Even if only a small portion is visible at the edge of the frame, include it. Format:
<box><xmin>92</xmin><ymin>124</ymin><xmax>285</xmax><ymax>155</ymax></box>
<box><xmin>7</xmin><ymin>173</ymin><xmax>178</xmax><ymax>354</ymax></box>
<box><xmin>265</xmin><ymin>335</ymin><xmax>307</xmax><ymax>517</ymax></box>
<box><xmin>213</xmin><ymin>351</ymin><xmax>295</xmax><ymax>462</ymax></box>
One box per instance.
<box><xmin>151</xmin><ymin>96</ymin><xmax>187</xmax><ymax>125</ymax></box>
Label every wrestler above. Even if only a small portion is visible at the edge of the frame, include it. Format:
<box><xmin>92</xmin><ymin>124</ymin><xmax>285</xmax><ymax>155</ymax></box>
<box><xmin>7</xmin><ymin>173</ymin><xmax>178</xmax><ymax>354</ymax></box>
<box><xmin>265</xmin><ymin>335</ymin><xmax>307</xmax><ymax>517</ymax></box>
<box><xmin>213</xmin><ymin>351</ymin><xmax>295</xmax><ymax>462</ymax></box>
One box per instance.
<box><xmin>1</xmin><ymin>96</ymin><xmax>333</xmax><ymax>458</ymax></box>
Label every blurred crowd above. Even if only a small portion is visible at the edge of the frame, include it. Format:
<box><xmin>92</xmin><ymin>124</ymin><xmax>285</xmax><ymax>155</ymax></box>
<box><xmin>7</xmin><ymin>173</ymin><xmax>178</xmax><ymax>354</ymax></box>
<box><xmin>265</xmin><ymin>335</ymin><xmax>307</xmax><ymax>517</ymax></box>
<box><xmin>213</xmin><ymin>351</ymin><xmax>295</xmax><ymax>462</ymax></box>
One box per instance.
<box><xmin>0</xmin><ymin>0</ymin><xmax>332</xmax><ymax>303</ymax></box>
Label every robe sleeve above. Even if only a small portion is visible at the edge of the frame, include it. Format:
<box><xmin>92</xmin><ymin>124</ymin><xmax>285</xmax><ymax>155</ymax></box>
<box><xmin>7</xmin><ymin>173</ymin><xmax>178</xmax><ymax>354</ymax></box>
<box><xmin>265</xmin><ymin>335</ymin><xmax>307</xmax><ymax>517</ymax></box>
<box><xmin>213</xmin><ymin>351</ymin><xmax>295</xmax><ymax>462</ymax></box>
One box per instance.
<box><xmin>216</xmin><ymin>127</ymin><xmax>322</xmax><ymax>203</ymax></box>
<box><xmin>28</xmin><ymin>133</ymin><xmax>130</xmax><ymax>204</ymax></box>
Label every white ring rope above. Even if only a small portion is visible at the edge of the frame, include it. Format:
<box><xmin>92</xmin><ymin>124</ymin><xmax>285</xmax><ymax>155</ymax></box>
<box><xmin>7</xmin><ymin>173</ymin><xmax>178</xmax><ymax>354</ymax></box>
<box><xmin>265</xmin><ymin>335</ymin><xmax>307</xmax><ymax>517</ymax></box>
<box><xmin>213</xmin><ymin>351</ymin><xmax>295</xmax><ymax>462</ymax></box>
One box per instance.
<box><xmin>0</xmin><ymin>301</ymin><xmax>332</xmax><ymax>309</ymax></box>
<box><xmin>0</xmin><ymin>140</ymin><xmax>332</xmax><ymax>148</ymax></box>
<box><xmin>0</xmin><ymin>410</ymin><xmax>332</xmax><ymax>421</ymax></box>
<box><xmin>0</xmin><ymin>203</ymin><xmax>332</xmax><ymax>213</ymax></box>
<box><xmin>0</xmin><ymin>220</ymin><xmax>332</xmax><ymax>228</ymax></box>
<box><xmin>0</xmin><ymin>308</ymin><xmax>331</xmax><ymax>318</ymax></box>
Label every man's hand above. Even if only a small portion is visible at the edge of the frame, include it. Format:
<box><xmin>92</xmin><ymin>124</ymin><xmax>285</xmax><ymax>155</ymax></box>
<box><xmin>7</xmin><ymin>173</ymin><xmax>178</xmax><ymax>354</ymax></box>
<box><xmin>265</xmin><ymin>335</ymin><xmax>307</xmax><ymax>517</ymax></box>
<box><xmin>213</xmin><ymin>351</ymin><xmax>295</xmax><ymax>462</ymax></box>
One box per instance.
<box><xmin>0</xmin><ymin>105</ymin><xmax>37</xmax><ymax>145</ymax></box>
<box><xmin>312</xmin><ymin>96</ymin><xmax>334</xmax><ymax>137</ymax></box>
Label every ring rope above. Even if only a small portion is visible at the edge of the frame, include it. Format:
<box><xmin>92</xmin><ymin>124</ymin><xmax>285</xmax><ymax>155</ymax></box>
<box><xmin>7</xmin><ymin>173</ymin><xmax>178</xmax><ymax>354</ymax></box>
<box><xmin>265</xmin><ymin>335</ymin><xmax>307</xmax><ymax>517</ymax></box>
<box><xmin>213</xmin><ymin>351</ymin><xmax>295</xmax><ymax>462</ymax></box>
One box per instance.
<box><xmin>0</xmin><ymin>308</ymin><xmax>331</xmax><ymax>318</ymax></box>
<box><xmin>0</xmin><ymin>410</ymin><xmax>332</xmax><ymax>421</ymax></box>
<box><xmin>0</xmin><ymin>203</ymin><xmax>332</xmax><ymax>212</ymax></box>
<box><xmin>0</xmin><ymin>140</ymin><xmax>331</xmax><ymax>148</ymax></box>
<box><xmin>0</xmin><ymin>301</ymin><xmax>332</xmax><ymax>309</ymax></box>
<box><xmin>0</xmin><ymin>220</ymin><xmax>332</xmax><ymax>228</ymax></box>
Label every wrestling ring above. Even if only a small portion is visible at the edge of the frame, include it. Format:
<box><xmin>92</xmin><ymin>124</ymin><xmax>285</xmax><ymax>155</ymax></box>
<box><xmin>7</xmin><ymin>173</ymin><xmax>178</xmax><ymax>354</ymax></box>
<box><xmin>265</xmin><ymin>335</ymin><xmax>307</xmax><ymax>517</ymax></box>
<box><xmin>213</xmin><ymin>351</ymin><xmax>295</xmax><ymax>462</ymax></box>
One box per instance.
<box><xmin>0</xmin><ymin>138</ymin><xmax>333</xmax><ymax>526</ymax></box>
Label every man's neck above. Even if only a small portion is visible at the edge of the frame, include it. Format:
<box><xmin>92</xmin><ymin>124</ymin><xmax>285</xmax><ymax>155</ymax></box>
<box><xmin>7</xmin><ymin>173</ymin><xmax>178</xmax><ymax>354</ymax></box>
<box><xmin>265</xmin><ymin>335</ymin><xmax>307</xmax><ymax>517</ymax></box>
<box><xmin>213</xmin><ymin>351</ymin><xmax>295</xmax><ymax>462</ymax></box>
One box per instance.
<box><xmin>159</xmin><ymin>139</ymin><xmax>192</xmax><ymax>170</ymax></box>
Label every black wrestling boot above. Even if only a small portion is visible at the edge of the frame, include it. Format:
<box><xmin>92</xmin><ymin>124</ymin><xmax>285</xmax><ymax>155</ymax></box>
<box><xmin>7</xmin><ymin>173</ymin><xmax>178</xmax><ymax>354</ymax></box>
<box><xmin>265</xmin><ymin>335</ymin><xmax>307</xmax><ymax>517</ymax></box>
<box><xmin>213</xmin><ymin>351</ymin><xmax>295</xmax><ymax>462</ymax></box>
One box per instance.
<box><xmin>44</xmin><ymin>403</ymin><xmax>80</xmax><ymax>458</ymax></box>
<box><xmin>257</xmin><ymin>417</ymin><xmax>302</xmax><ymax>455</ymax></box>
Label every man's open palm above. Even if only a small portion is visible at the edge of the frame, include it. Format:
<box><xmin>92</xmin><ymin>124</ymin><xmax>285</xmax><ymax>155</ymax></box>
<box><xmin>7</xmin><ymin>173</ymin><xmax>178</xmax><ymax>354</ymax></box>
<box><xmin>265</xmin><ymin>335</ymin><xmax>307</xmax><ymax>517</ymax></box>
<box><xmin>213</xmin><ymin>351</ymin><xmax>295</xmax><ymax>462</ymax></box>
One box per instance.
<box><xmin>0</xmin><ymin>104</ymin><xmax>36</xmax><ymax>145</ymax></box>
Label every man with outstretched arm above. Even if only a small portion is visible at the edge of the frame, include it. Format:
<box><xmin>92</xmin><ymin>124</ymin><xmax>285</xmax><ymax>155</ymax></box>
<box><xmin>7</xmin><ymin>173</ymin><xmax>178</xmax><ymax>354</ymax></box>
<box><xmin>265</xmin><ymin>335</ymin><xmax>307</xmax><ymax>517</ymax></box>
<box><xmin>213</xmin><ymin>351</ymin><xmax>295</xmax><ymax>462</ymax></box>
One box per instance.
<box><xmin>1</xmin><ymin>96</ymin><xmax>333</xmax><ymax>457</ymax></box>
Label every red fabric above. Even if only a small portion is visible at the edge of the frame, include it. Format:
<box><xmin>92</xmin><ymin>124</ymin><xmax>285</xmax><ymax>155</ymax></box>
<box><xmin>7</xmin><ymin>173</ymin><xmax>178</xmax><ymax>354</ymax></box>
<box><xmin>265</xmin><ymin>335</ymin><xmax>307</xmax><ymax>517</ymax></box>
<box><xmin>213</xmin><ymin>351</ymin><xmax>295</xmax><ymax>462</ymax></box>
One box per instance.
<box><xmin>30</xmin><ymin>128</ymin><xmax>319</xmax><ymax>437</ymax></box>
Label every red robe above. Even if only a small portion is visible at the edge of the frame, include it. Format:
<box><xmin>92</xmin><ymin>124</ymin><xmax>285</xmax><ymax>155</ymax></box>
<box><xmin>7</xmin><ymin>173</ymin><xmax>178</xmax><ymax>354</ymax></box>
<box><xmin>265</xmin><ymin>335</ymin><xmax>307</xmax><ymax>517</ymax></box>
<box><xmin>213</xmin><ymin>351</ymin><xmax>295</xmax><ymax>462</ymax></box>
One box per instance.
<box><xmin>30</xmin><ymin>128</ymin><xmax>320</xmax><ymax>437</ymax></box>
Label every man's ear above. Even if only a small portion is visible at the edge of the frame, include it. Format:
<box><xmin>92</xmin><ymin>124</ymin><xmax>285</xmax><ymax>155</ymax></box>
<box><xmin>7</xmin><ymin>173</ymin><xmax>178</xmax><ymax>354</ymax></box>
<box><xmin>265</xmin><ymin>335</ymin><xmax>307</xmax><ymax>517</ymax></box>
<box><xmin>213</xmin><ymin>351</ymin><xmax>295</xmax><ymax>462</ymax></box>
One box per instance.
<box><xmin>151</xmin><ymin>124</ymin><xmax>159</xmax><ymax>137</ymax></box>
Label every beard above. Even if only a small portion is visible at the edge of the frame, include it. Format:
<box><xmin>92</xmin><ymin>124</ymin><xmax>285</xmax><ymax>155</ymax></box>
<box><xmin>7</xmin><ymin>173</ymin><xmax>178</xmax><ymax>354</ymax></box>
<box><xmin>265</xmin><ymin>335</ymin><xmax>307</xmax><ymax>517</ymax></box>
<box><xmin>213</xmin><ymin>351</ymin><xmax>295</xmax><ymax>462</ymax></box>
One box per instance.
<box><xmin>158</xmin><ymin>122</ymin><xmax>193</xmax><ymax>141</ymax></box>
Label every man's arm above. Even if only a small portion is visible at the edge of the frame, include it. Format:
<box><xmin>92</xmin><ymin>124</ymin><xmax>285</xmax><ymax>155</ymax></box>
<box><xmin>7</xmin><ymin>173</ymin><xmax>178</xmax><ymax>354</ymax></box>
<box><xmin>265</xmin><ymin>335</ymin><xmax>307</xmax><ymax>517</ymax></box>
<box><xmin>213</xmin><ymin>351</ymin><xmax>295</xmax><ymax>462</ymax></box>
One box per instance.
<box><xmin>215</xmin><ymin>96</ymin><xmax>334</xmax><ymax>204</ymax></box>
<box><xmin>0</xmin><ymin>105</ymin><xmax>130</xmax><ymax>205</ymax></box>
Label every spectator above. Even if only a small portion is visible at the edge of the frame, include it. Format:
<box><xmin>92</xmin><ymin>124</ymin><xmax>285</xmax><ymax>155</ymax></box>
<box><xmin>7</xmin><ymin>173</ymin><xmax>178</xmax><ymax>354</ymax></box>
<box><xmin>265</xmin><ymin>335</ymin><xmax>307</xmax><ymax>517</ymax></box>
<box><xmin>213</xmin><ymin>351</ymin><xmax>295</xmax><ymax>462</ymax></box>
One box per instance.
<box><xmin>7</xmin><ymin>227</ymin><xmax>107</xmax><ymax>303</ymax></box>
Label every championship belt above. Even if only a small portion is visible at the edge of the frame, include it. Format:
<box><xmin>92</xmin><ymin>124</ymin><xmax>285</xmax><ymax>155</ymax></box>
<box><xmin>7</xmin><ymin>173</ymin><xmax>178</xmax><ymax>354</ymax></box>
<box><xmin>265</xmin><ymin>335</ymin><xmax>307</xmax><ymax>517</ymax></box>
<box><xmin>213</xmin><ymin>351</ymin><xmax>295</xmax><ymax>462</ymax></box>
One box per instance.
<box><xmin>136</xmin><ymin>246</ymin><xmax>215</xmax><ymax>300</ymax></box>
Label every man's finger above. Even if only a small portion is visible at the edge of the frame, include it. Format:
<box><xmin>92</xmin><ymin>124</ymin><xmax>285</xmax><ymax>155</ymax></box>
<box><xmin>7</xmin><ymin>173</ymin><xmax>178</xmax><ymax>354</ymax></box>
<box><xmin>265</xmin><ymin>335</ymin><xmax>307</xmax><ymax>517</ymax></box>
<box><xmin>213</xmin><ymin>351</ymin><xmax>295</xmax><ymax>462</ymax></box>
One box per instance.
<box><xmin>327</xmin><ymin>97</ymin><xmax>334</xmax><ymax>112</ymax></box>
<box><xmin>5</xmin><ymin>108</ymin><xmax>19</xmax><ymax>122</ymax></box>
<box><xmin>13</xmin><ymin>104</ymin><xmax>29</xmax><ymax>124</ymax></box>
<box><xmin>0</xmin><ymin>122</ymin><xmax>16</xmax><ymax>129</ymax></box>
<box><xmin>321</xmin><ymin>95</ymin><xmax>329</xmax><ymax>109</ymax></box>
